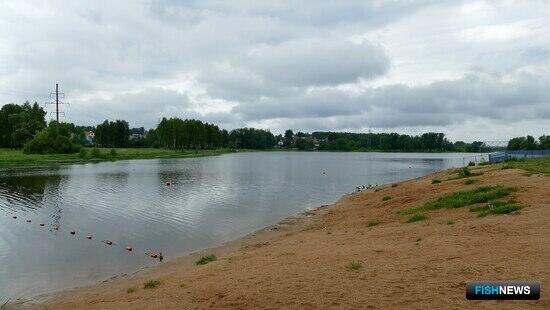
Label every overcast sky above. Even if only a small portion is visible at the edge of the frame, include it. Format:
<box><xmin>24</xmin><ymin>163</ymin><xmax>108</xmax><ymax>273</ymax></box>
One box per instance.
<box><xmin>1</xmin><ymin>0</ymin><xmax>549</xmax><ymax>142</ymax></box>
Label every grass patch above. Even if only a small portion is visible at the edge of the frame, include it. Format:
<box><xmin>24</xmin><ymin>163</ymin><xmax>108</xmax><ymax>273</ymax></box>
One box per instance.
<box><xmin>179</xmin><ymin>283</ymin><xmax>186</xmax><ymax>288</ymax></box>
<box><xmin>431</xmin><ymin>179</ymin><xmax>441</xmax><ymax>184</ymax></box>
<box><xmin>127</xmin><ymin>287</ymin><xmax>137</xmax><ymax>293</ymax></box>
<box><xmin>479</xmin><ymin>161</ymin><xmax>492</xmax><ymax>166</ymax></box>
<box><xmin>406</xmin><ymin>213</ymin><xmax>427</xmax><ymax>223</ymax></box>
<box><xmin>367</xmin><ymin>220</ymin><xmax>380</xmax><ymax>227</ymax></box>
<box><xmin>391</xmin><ymin>183</ymin><xmax>398</xmax><ymax>188</ymax></box>
<box><xmin>143</xmin><ymin>280</ymin><xmax>161</xmax><ymax>289</ymax></box>
<box><xmin>400</xmin><ymin>185</ymin><xmax>516</xmax><ymax>215</ymax></box>
<box><xmin>382</xmin><ymin>196</ymin><xmax>392</xmax><ymax>201</ymax></box>
<box><xmin>346</xmin><ymin>261</ymin><xmax>363</xmax><ymax>271</ymax></box>
<box><xmin>196</xmin><ymin>254</ymin><xmax>217</xmax><ymax>265</ymax></box>
<box><xmin>464</xmin><ymin>179</ymin><xmax>478</xmax><ymax>185</ymax></box>
<box><xmin>445</xmin><ymin>220</ymin><xmax>455</xmax><ymax>225</ymax></box>
<box><xmin>497</xmin><ymin>157</ymin><xmax>549</xmax><ymax>175</ymax></box>
<box><xmin>374</xmin><ymin>188</ymin><xmax>380</xmax><ymax>192</ymax></box>
<box><xmin>454</xmin><ymin>166</ymin><xmax>483</xmax><ymax>179</ymax></box>
<box><xmin>470</xmin><ymin>200</ymin><xmax>522</xmax><ymax>217</ymax></box>
<box><xmin>0</xmin><ymin>148</ymin><xmax>233</xmax><ymax>168</ymax></box>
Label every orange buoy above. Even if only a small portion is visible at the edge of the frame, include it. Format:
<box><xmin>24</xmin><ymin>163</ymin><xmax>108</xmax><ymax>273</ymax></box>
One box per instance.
<box><xmin>70</xmin><ymin>231</ymin><xmax>75</xmax><ymax>235</ymax></box>
<box><xmin>125</xmin><ymin>246</ymin><xmax>133</xmax><ymax>251</ymax></box>
<box><xmin>86</xmin><ymin>235</ymin><xmax>92</xmax><ymax>240</ymax></box>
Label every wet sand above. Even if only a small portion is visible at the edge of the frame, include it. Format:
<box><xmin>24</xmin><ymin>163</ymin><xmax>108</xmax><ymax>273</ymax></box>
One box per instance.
<box><xmin>15</xmin><ymin>165</ymin><xmax>549</xmax><ymax>309</ymax></box>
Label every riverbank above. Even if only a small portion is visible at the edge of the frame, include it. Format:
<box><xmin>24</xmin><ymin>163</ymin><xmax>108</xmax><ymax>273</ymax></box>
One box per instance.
<box><xmin>17</xmin><ymin>158</ymin><xmax>550</xmax><ymax>309</ymax></box>
<box><xmin>0</xmin><ymin>148</ymin><xmax>233</xmax><ymax>169</ymax></box>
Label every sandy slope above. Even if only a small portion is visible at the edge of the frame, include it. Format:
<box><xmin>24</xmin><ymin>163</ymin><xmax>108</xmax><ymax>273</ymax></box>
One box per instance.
<box><xmin>17</xmin><ymin>165</ymin><xmax>549</xmax><ymax>309</ymax></box>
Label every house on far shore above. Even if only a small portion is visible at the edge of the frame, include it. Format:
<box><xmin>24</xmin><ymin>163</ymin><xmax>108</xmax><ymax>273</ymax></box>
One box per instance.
<box><xmin>84</xmin><ymin>130</ymin><xmax>95</xmax><ymax>144</ymax></box>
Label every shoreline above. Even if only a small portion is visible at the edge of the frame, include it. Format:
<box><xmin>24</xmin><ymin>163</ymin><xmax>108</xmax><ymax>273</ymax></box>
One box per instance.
<box><xmin>12</xmin><ymin>159</ymin><xmax>550</xmax><ymax>309</ymax></box>
<box><xmin>0</xmin><ymin>148</ymin><xmax>235</xmax><ymax>170</ymax></box>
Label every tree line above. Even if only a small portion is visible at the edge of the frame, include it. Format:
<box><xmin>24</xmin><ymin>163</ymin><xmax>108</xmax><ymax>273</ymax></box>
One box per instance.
<box><xmin>507</xmin><ymin>135</ymin><xmax>550</xmax><ymax>150</ymax></box>
<box><xmin>1</xmin><ymin>101</ymin><xmax>548</xmax><ymax>154</ymax></box>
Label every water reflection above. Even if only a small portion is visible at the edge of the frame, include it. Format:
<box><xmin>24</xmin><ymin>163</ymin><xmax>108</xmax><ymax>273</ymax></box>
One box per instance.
<box><xmin>0</xmin><ymin>152</ymin><xmax>475</xmax><ymax>299</ymax></box>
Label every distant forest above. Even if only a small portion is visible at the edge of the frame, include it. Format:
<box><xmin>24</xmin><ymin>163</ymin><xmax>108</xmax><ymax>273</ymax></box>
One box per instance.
<box><xmin>0</xmin><ymin>101</ymin><xmax>548</xmax><ymax>154</ymax></box>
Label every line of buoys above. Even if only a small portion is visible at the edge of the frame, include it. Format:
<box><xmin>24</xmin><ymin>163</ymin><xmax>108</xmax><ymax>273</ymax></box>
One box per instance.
<box><xmin>6</xmin><ymin>212</ymin><xmax>163</xmax><ymax>261</ymax></box>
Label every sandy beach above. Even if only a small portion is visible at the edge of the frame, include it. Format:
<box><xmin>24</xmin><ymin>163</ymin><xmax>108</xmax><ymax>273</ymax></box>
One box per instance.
<box><xmin>14</xmin><ymin>164</ymin><xmax>549</xmax><ymax>309</ymax></box>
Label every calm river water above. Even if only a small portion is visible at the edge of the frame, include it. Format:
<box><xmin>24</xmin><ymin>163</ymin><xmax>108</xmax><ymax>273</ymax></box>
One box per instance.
<box><xmin>0</xmin><ymin>152</ymin><xmax>477</xmax><ymax>299</ymax></box>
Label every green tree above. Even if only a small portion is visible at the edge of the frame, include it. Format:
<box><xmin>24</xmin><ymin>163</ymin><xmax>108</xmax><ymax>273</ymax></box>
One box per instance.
<box><xmin>0</xmin><ymin>101</ymin><xmax>46</xmax><ymax>148</ymax></box>
<box><xmin>23</xmin><ymin>122</ymin><xmax>80</xmax><ymax>154</ymax></box>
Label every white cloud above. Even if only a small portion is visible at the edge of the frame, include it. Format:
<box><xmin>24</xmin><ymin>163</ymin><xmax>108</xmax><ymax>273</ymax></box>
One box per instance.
<box><xmin>0</xmin><ymin>0</ymin><xmax>549</xmax><ymax>141</ymax></box>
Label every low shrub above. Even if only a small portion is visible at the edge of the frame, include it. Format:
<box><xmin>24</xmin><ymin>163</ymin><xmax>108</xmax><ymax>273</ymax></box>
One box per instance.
<box><xmin>346</xmin><ymin>261</ymin><xmax>363</xmax><ymax>271</ymax></box>
<box><xmin>367</xmin><ymin>220</ymin><xmax>380</xmax><ymax>227</ymax></box>
<box><xmin>143</xmin><ymin>280</ymin><xmax>161</xmax><ymax>289</ymax></box>
<box><xmin>406</xmin><ymin>213</ymin><xmax>427</xmax><ymax>223</ymax></box>
<box><xmin>431</xmin><ymin>179</ymin><xmax>441</xmax><ymax>184</ymax></box>
<box><xmin>391</xmin><ymin>184</ymin><xmax>398</xmax><ymax>188</ymax></box>
<box><xmin>78</xmin><ymin>148</ymin><xmax>88</xmax><ymax>159</ymax></box>
<box><xmin>464</xmin><ymin>179</ymin><xmax>478</xmax><ymax>185</ymax></box>
<box><xmin>196</xmin><ymin>254</ymin><xmax>217</xmax><ymax>265</ymax></box>
<box><xmin>91</xmin><ymin>147</ymin><xmax>101</xmax><ymax>158</ymax></box>
<box><xmin>382</xmin><ymin>196</ymin><xmax>391</xmax><ymax>201</ymax></box>
<box><xmin>468</xmin><ymin>161</ymin><xmax>475</xmax><ymax>166</ymax></box>
<box><xmin>110</xmin><ymin>148</ymin><xmax>118</xmax><ymax>156</ymax></box>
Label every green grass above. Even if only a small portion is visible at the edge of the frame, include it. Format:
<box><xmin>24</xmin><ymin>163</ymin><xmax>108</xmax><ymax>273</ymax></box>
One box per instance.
<box><xmin>497</xmin><ymin>156</ymin><xmax>550</xmax><ymax>175</ymax></box>
<box><xmin>431</xmin><ymin>179</ymin><xmax>441</xmax><ymax>184</ymax></box>
<box><xmin>143</xmin><ymin>280</ymin><xmax>161</xmax><ymax>289</ymax></box>
<box><xmin>400</xmin><ymin>186</ymin><xmax>516</xmax><ymax>215</ymax></box>
<box><xmin>346</xmin><ymin>261</ymin><xmax>363</xmax><ymax>271</ymax></box>
<box><xmin>445</xmin><ymin>220</ymin><xmax>455</xmax><ymax>225</ymax></box>
<box><xmin>196</xmin><ymin>254</ymin><xmax>217</xmax><ymax>265</ymax></box>
<box><xmin>382</xmin><ymin>196</ymin><xmax>392</xmax><ymax>201</ymax></box>
<box><xmin>470</xmin><ymin>200</ymin><xmax>522</xmax><ymax>217</ymax></box>
<box><xmin>406</xmin><ymin>213</ymin><xmax>427</xmax><ymax>223</ymax></box>
<box><xmin>367</xmin><ymin>219</ymin><xmax>381</xmax><ymax>227</ymax></box>
<box><xmin>464</xmin><ymin>179</ymin><xmax>478</xmax><ymax>185</ymax></box>
<box><xmin>0</xmin><ymin>148</ymin><xmax>233</xmax><ymax>168</ymax></box>
<box><xmin>127</xmin><ymin>287</ymin><xmax>137</xmax><ymax>293</ymax></box>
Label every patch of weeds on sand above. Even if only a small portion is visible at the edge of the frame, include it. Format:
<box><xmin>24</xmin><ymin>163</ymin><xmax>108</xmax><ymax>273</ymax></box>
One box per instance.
<box><xmin>431</xmin><ymin>179</ymin><xmax>441</xmax><ymax>184</ymax></box>
<box><xmin>382</xmin><ymin>196</ymin><xmax>392</xmax><ymax>201</ymax></box>
<box><xmin>196</xmin><ymin>254</ymin><xmax>217</xmax><ymax>265</ymax></box>
<box><xmin>346</xmin><ymin>261</ymin><xmax>363</xmax><ymax>271</ymax></box>
<box><xmin>400</xmin><ymin>186</ymin><xmax>516</xmax><ymax>215</ymax></box>
<box><xmin>143</xmin><ymin>280</ymin><xmax>161</xmax><ymax>289</ymax></box>
<box><xmin>464</xmin><ymin>179</ymin><xmax>478</xmax><ymax>185</ymax></box>
<box><xmin>470</xmin><ymin>200</ymin><xmax>522</xmax><ymax>217</ymax></box>
<box><xmin>179</xmin><ymin>283</ymin><xmax>186</xmax><ymax>288</ymax></box>
<box><xmin>127</xmin><ymin>287</ymin><xmax>137</xmax><ymax>293</ymax></box>
<box><xmin>367</xmin><ymin>220</ymin><xmax>380</xmax><ymax>227</ymax></box>
<box><xmin>406</xmin><ymin>213</ymin><xmax>427</xmax><ymax>223</ymax></box>
<box><xmin>479</xmin><ymin>161</ymin><xmax>492</xmax><ymax>166</ymax></box>
<box><xmin>454</xmin><ymin>166</ymin><xmax>483</xmax><ymax>179</ymax></box>
<box><xmin>375</xmin><ymin>188</ymin><xmax>380</xmax><ymax>192</ymax></box>
<box><xmin>392</xmin><ymin>183</ymin><xmax>398</xmax><ymax>188</ymax></box>
<box><xmin>445</xmin><ymin>220</ymin><xmax>455</xmax><ymax>225</ymax></box>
